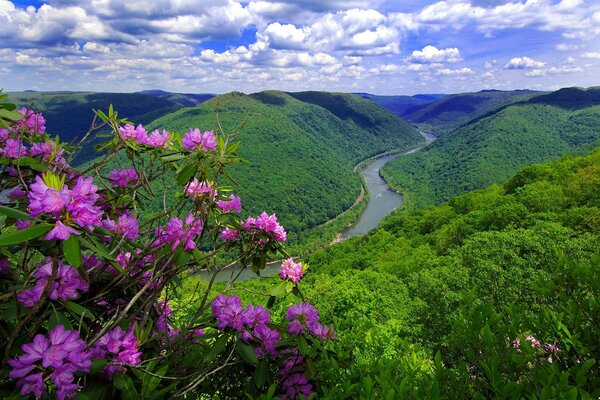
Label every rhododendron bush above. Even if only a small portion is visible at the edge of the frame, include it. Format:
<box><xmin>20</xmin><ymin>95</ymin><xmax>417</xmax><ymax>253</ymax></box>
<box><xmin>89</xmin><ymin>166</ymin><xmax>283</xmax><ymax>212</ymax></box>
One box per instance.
<box><xmin>0</xmin><ymin>92</ymin><xmax>334</xmax><ymax>399</ymax></box>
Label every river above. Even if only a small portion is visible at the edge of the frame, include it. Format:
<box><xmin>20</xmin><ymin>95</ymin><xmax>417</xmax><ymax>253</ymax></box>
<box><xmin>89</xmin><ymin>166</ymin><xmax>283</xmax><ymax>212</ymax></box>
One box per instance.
<box><xmin>200</xmin><ymin>130</ymin><xmax>436</xmax><ymax>282</ymax></box>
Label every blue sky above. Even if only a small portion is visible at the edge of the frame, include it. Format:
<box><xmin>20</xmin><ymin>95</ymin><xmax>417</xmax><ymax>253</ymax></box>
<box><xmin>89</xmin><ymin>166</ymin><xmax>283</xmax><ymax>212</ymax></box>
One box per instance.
<box><xmin>0</xmin><ymin>0</ymin><xmax>599</xmax><ymax>94</ymax></box>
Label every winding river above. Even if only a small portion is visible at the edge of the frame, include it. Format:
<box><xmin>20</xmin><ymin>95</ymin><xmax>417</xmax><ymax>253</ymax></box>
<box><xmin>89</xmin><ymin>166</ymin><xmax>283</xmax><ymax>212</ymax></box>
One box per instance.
<box><xmin>201</xmin><ymin>130</ymin><xmax>436</xmax><ymax>282</ymax></box>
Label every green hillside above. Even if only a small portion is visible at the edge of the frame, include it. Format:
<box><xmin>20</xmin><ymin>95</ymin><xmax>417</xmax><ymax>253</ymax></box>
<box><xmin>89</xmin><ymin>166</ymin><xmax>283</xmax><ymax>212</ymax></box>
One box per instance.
<box><xmin>403</xmin><ymin>89</ymin><xmax>544</xmax><ymax>135</ymax></box>
<box><xmin>9</xmin><ymin>91</ymin><xmax>213</xmax><ymax>163</ymax></box>
<box><xmin>98</xmin><ymin>90</ymin><xmax>423</xmax><ymax>249</ymax></box>
<box><xmin>222</xmin><ymin>147</ymin><xmax>600</xmax><ymax>397</ymax></box>
<box><xmin>353</xmin><ymin>93</ymin><xmax>442</xmax><ymax>116</ymax></box>
<box><xmin>381</xmin><ymin>87</ymin><xmax>600</xmax><ymax>209</ymax></box>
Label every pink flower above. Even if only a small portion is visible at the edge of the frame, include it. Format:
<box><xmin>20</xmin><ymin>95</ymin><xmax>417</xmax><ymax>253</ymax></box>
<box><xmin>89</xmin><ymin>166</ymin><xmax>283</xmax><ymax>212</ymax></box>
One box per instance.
<box><xmin>118</xmin><ymin>124</ymin><xmax>148</xmax><ymax>144</ymax></box>
<box><xmin>92</xmin><ymin>326</ymin><xmax>142</xmax><ymax>379</ymax></box>
<box><xmin>8</xmin><ymin>325</ymin><xmax>91</xmax><ymax>399</ymax></box>
<box><xmin>152</xmin><ymin>213</ymin><xmax>202</xmax><ymax>251</ymax></box>
<box><xmin>279</xmin><ymin>258</ymin><xmax>304</xmax><ymax>284</ymax></box>
<box><xmin>217</xmin><ymin>194</ymin><xmax>242</xmax><ymax>213</ymax></box>
<box><xmin>182</xmin><ymin>128</ymin><xmax>217</xmax><ymax>152</ymax></box>
<box><xmin>103</xmin><ymin>211</ymin><xmax>139</xmax><ymax>240</ymax></box>
<box><xmin>147</xmin><ymin>129</ymin><xmax>171</xmax><ymax>148</ymax></box>
<box><xmin>184</xmin><ymin>178</ymin><xmax>215</xmax><ymax>199</ymax></box>
<box><xmin>45</xmin><ymin>220</ymin><xmax>80</xmax><ymax>241</ymax></box>
<box><xmin>245</xmin><ymin>212</ymin><xmax>287</xmax><ymax>242</ymax></box>
<box><xmin>221</xmin><ymin>227</ymin><xmax>239</xmax><ymax>241</ymax></box>
<box><xmin>2</xmin><ymin>138</ymin><xmax>28</xmax><ymax>158</ymax></box>
<box><xmin>15</xmin><ymin>108</ymin><xmax>46</xmax><ymax>134</ymax></box>
<box><xmin>108</xmin><ymin>168</ymin><xmax>138</xmax><ymax>188</ymax></box>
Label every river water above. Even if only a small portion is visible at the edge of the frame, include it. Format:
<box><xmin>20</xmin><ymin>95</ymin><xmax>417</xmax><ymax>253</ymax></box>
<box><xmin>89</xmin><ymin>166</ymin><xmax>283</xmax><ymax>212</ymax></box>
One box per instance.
<box><xmin>200</xmin><ymin>130</ymin><xmax>436</xmax><ymax>282</ymax></box>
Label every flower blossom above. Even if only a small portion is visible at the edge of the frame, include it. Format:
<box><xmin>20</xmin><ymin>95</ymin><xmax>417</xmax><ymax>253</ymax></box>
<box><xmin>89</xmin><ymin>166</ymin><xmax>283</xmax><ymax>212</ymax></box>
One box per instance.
<box><xmin>0</xmin><ymin>257</ymin><xmax>9</xmax><ymax>275</ymax></box>
<box><xmin>108</xmin><ymin>168</ymin><xmax>138</xmax><ymax>188</ymax></box>
<box><xmin>286</xmin><ymin>302</ymin><xmax>335</xmax><ymax>340</ymax></box>
<box><xmin>118</xmin><ymin>124</ymin><xmax>147</xmax><ymax>143</ymax></box>
<box><xmin>15</xmin><ymin>107</ymin><xmax>46</xmax><ymax>134</ymax></box>
<box><xmin>243</xmin><ymin>212</ymin><xmax>287</xmax><ymax>242</ymax></box>
<box><xmin>217</xmin><ymin>194</ymin><xmax>242</xmax><ymax>213</ymax></box>
<box><xmin>184</xmin><ymin>178</ymin><xmax>215</xmax><ymax>199</ymax></box>
<box><xmin>8</xmin><ymin>325</ymin><xmax>91</xmax><ymax>400</ymax></box>
<box><xmin>279</xmin><ymin>258</ymin><xmax>304</xmax><ymax>284</ymax></box>
<box><xmin>278</xmin><ymin>351</ymin><xmax>313</xmax><ymax>400</ymax></box>
<box><xmin>17</xmin><ymin>259</ymin><xmax>89</xmax><ymax>307</ymax></box>
<box><xmin>146</xmin><ymin>129</ymin><xmax>171</xmax><ymax>148</ymax></box>
<box><xmin>182</xmin><ymin>128</ymin><xmax>217</xmax><ymax>152</ymax></box>
<box><xmin>221</xmin><ymin>227</ymin><xmax>239</xmax><ymax>241</ymax></box>
<box><xmin>103</xmin><ymin>211</ymin><xmax>139</xmax><ymax>240</ymax></box>
<box><xmin>152</xmin><ymin>213</ymin><xmax>202</xmax><ymax>251</ymax></box>
<box><xmin>92</xmin><ymin>326</ymin><xmax>142</xmax><ymax>379</ymax></box>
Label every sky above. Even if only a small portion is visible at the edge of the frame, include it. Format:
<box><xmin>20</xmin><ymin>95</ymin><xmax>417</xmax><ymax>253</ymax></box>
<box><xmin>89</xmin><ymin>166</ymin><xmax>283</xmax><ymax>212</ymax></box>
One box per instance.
<box><xmin>0</xmin><ymin>0</ymin><xmax>599</xmax><ymax>95</ymax></box>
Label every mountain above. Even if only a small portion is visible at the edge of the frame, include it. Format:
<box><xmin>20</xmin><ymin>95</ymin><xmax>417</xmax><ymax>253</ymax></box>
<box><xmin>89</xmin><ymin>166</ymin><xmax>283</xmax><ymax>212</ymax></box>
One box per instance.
<box><xmin>136</xmin><ymin>90</ymin><xmax>215</xmax><ymax>107</ymax></box>
<box><xmin>402</xmin><ymin>89</ymin><xmax>545</xmax><ymax>135</ymax></box>
<box><xmin>381</xmin><ymin>87</ymin><xmax>600</xmax><ymax>209</ymax></box>
<box><xmin>93</xmin><ymin>90</ymin><xmax>424</xmax><ymax>249</ymax></box>
<box><xmin>9</xmin><ymin>91</ymin><xmax>214</xmax><ymax>163</ymax></box>
<box><xmin>355</xmin><ymin>93</ymin><xmax>445</xmax><ymax>116</ymax></box>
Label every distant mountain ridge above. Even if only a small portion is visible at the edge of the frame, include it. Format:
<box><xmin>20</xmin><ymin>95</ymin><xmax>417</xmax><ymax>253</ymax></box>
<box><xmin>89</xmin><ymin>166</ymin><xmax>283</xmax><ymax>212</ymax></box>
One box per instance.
<box><xmin>380</xmin><ymin>86</ymin><xmax>600</xmax><ymax>209</ymax></box>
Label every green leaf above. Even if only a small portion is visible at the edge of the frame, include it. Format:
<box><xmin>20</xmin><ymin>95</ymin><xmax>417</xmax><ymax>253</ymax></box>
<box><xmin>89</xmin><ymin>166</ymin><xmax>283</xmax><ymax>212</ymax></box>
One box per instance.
<box><xmin>0</xmin><ymin>223</ymin><xmax>52</xmax><ymax>246</ymax></box>
<box><xmin>17</xmin><ymin>157</ymin><xmax>47</xmax><ymax>171</ymax></box>
<box><xmin>176</xmin><ymin>163</ymin><xmax>197</xmax><ymax>185</ymax></box>
<box><xmin>0</xmin><ymin>108</ymin><xmax>24</xmax><ymax>121</ymax></box>
<box><xmin>270</xmin><ymin>282</ymin><xmax>288</xmax><ymax>297</ymax></box>
<box><xmin>205</xmin><ymin>335</ymin><xmax>229</xmax><ymax>362</ymax></box>
<box><xmin>65</xmin><ymin>301</ymin><xmax>95</xmax><ymax>320</ymax></box>
<box><xmin>576</xmin><ymin>359</ymin><xmax>595</xmax><ymax>386</ymax></box>
<box><xmin>63</xmin><ymin>235</ymin><xmax>82</xmax><ymax>267</ymax></box>
<box><xmin>113</xmin><ymin>374</ymin><xmax>139</xmax><ymax>400</ymax></box>
<box><xmin>0</xmin><ymin>205</ymin><xmax>31</xmax><ymax>220</ymax></box>
<box><xmin>48</xmin><ymin>309</ymin><xmax>73</xmax><ymax>330</ymax></box>
<box><xmin>253</xmin><ymin>361</ymin><xmax>269</xmax><ymax>388</ymax></box>
<box><xmin>90</xmin><ymin>359</ymin><xmax>108</xmax><ymax>374</ymax></box>
<box><xmin>237</xmin><ymin>342</ymin><xmax>259</xmax><ymax>365</ymax></box>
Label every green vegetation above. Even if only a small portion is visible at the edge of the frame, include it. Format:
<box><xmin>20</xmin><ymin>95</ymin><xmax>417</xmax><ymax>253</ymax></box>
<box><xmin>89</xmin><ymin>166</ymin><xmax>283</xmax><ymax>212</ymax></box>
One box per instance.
<box><xmin>402</xmin><ymin>89</ymin><xmax>544</xmax><ymax>135</ymax></box>
<box><xmin>89</xmin><ymin>90</ymin><xmax>423</xmax><ymax>252</ymax></box>
<box><xmin>352</xmin><ymin>93</ymin><xmax>437</xmax><ymax>116</ymax></box>
<box><xmin>382</xmin><ymin>87</ymin><xmax>600</xmax><ymax>209</ymax></box>
<box><xmin>10</xmin><ymin>91</ymin><xmax>213</xmax><ymax>164</ymax></box>
<box><xmin>196</xmin><ymin>147</ymin><xmax>600</xmax><ymax>398</ymax></box>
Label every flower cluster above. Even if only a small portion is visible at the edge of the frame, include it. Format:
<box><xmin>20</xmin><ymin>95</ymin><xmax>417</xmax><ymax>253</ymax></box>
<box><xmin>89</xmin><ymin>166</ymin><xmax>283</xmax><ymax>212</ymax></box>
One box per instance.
<box><xmin>152</xmin><ymin>213</ymin><xmax>203</xmax><ymax>251</ymax></box>
<box><xmin>279</xmin><ymin>258</ymin><xmax>304</xmax><ymax>284</ymax></box>
<box><xmin>28</xmin><ymin>174</ymin><xmax>103</xmax><ymax>240</ymax></box>
<box><xmin>155</xmin><ymin>299</ymin><xmax>181</xmax><ymax>338</ymax></box>
<box><xmin>221</xmin><ymin>227</ymin><xmax>239</xmax><ymax>241</ymax></box>
<box><xmin>118</xmin><ymin>124</ymin><xmax>171</xmax><ymax>148</ymax></box>
<box><xmin>512</xmin><ymin>335</ymin><xmax>562</xmax><ymax>363</ymax></box>
<box><xmin>92</xmin><ymin>326</ymin><xmax>142</xmax><ymax>379</ymax></box>
<box><xmin>182</xmin><ymin>128</ymin><xmax>217</xmax><ymax>152</ymax></box>
<box><xmin>17</xmin><ymin>259</ymin><xmax>89</xmax><ymax>307</ymax></box>
<box><xmin>278</xmin><ymin>350</ymin><xmax>313</xmax><ymax>400</ymax></box>
<box><xmin>211</xmin><ymin>294</ymin><xmax>280</xmax><ymax>357</ymax></box>
<box><xmin>108</xmin><ymin>168</ymin><xmax>138</xmax><ymax>188</ymax></box>
<box><xmin>15</xmin><ymin>107</ymin><xmax>46</xmax><ymax>134</ymax></box>
<box><xmin>243</xmin><ymin>212</ymin><xmax>287</xmax><ymax>242</ymax></box>
<box><xmin>0</xmin><ymin>257</ymin><xmax>9</xmax><ymax>275</ymax></box>
<box><xmin>286</xmin><ymin>302</ymin><xmax>335</xmax><ymax>340</ymax></box>
<box><xmin>184</xmin><ymin>178</ymin><xmax>215</xmax><ymax>199</ymax></box>
<box><xmin>103</xmin><ymin>211</ymin><xmax>139</xmax><ymax>240</ymax></box>
<box><xmin>217</xmin><ymin>194</ymin><xmax>242</xmax><ymax>213</ymax></box>
<box><xmin>8</xmin><ymin>325</ymin><xmax>92</xmax><ymax>400</ymax></box>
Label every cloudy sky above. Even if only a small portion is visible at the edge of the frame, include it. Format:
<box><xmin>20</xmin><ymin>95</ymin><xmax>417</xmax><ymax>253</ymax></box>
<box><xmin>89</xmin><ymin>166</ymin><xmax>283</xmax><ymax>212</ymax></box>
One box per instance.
<box><xmin>0</xmin><ymin>0</ymin><xmax>599</xmax><ymax>95</ymax></box>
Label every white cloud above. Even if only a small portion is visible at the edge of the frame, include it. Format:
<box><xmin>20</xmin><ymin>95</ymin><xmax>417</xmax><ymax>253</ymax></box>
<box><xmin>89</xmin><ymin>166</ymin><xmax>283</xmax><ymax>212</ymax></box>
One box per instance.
<box><xmin>556</xmin><ymin>43</ymin><xmax>581</xmax><ymax>51</ymax></box>
<box><xmin>581</xmin><ymin>52</ymin><xmax>600</xmax><ymax>59</ymax></box>
<box><xmin>504</xmin><ymin>57</ymin><xmax>546</xmax><ymax>69</ymax></box>
<box><xmin>525</xmin><ymin>65</ymin><xmax>583</xmax><ymax>76</ymax></box>
<box><xmin>436</xmin><ymin>67</ymin><xmax>473</xmax><ymax>75</ymax></box>
<box><xmin>409</xmin><ymin>45</ymin><xmax>462</xmax><ymax>64</ymax></box>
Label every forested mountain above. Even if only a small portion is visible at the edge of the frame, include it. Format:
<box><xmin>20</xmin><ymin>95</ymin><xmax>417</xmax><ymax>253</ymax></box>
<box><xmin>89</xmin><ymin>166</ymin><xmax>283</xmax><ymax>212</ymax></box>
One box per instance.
<box><xmin>381</xmin><ymin>87</ymin><xmax>600</xmax><ymax>209</ymax></box>
<box><xmin>91</xmin><ymin>90</ymin><xmax>424</xmax><ymax>248</ymax></box>
<box><xmin>220</xmin><ymin>147</ymin><xmax>600</xmax><ymax>397</ymax></box>
<box><xmin>354</xmin><ymin>93</ymin><xmax>446</xmax><ymax>116</ymax></box>
<box><xmin>9</xmin><ymin>91</ymin><xmax>214</xmax><ymax>161</ymax></box>
<box><xmin>402</xmin><ymin>89</ymin><xmax>544</xmax><ymax>135</ymax></box>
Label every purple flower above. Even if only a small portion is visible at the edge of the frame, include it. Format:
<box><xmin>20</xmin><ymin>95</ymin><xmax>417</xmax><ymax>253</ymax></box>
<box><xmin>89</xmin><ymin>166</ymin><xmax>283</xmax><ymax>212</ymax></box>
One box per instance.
<box><xmin>15</xmin><ymin>220</ymin><xmax>31</xmax><ymax>230</ymax></box>
<box><xmin>217</xmin><ymin>194</ymin><xmax>242</xmax><ymax>213</ymax></box>
<box><xmin>152</xmin><ymin>213</ymin><xmax>202</xmax><ymax>251</ymax></box>
<box><xmin>184</xmin><ymin>178</ymin><xmax>215</xmax><ymax>199</ymax></box>
<box><xmin>8</xmin><ymin>325</ymin><xmax>91</xmax><ymax>400</ymax></box>
<box><xmin>0</xmin><ymin>257</ymin><xmax>9</xmax><ymax>276</ymax></box>
<box><xmin>30</xmin><ymin>141</ymin><xmax>55</xmax><ymax>162</ymax></box>
<box><xmin>15</xmin><ymin>107</ymin><xmax>46</xmax><ymax>134</ymax></box>
<box><xmin>92</xmin><ymin>326</ymin><xmax>142</xmax><ymax>379</ymax></box>
<box><xmin>118</xmin><ymin>124</ymin><xmax>148</xmax><ymax>144</ymax></box>
<box><xmin>279</xmin><ymin>258</ymin><xmax>304</xmax><ymax>284</ymax></box>
<box><xmin>2</xmin><ymin>138</ymin><xmax>28</xmax><ymax>158</ymax></box>
<box><xmin>108</xmin><ymin>168</ymin><xmax>138</xmax><ymax>188</ymax></box>
<box><xmin>221</xmin><ymin>227</ymin><xmax>239</xmax><ymax>241</ymax></box>
<box><xmin>280</xmin><ymin>372</ymin><xmax>313</xmax><ymax>400</ymax></box>
<box><xmin>17</xmin><ymin>259</ymin><xmax>88</xmax><ymax>307</ymax></box>
<box><xmin>253</xmin><ymin>324</ymin><xmax>280</xmax><ymax>358</ymax></box>
<box><xmin>154</xmin><ymin>299</ymin><xmax>181</xmax><ymax>338</ymax></box>
<box><xmin>211</xmin><ymin>294</ymin><xmax>243</xmax><ymax>331</ymax></box>
<box><xmin>286</xmin><ymin>302</ymin><xmax>333</xmax><ymax>340</ymax></box>
<box><xmin>147</xmin><ymin>129</ymin><xmax>171</xmax><ymax>148</ymax></box>
<box><xmin>182</xmin><ymin>128</ymin><xmax>217</xmax><ymax>152</ymax></box>
<box><xmin>526</xmin><ymin>335</ymin><xmax>541</xmax><ymax>349</ymax></box>
<box><xmin>103</xmin><ymin>211</ymin><xmax>139</xmax><ymax>240</ymax></box>
<box><xmin>46</xmin><ymin>220</ymin><xmax>80</xmax><ymax>241</ymax></box>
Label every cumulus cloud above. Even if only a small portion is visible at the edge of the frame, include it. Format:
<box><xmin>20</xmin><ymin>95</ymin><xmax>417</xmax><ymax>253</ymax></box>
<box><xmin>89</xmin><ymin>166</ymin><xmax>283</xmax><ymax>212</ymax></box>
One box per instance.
<box><xmin>504</xmin><ymin>57</ymin><xmax>546</xmax><ymax>69</ymax></box>
<box><xmin>436</xmin><ymin>67</ymin><xmax>473</xmax><ymax>75</ymax></box>
<box><xmin>581</xmin><ymin>52</ymin><xmax>600</xmax><ymax>59</ymax></box>
<box><xmin>409</xmin><ymin>45</ymin><xmax>462</xmax><ymax>64</ymax></box>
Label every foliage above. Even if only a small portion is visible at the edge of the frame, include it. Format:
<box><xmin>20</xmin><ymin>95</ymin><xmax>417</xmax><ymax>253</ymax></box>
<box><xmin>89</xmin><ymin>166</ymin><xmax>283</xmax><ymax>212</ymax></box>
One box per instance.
<box><xmin>382</xmin><ymin>87</ymin><xmax>600</xmax><ymax>209</ymax></box>
<box><xmin>0</xmin><ymin>96</ymin><xmax>336</xmax><ymax>399</ymax></box>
